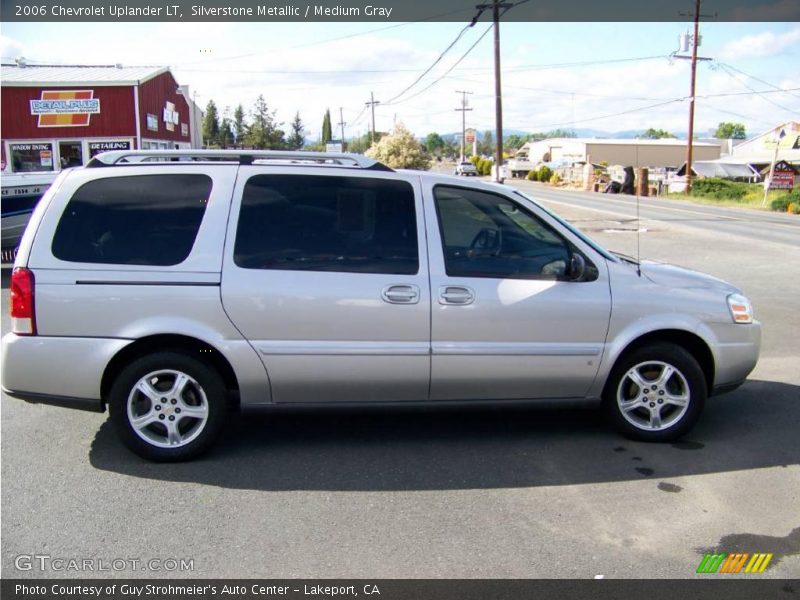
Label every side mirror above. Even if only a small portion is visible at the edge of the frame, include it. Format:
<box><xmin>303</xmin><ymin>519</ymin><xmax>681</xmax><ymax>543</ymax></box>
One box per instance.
<box><xmin>569</xmin><ymin>253</ymin><xmax>586</xmax><ymax>281</ymax></box>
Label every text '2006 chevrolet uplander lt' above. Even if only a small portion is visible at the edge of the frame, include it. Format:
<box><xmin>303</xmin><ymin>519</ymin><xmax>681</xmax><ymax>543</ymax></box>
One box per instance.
<box><xmin>1</xmin><ymin>150</ymin><xmax>760</xmax><ymax>461</ymax></box>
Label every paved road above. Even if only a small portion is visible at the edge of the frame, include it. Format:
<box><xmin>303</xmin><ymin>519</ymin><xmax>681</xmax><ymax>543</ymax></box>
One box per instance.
<box><xmin>511</xmin><ymin>180</ymin><xmax>800</xmax><ymax>248</ymax></box>
<box><xmin>2</xmin><ymin>185</ymin><xmax>798</xmax><ymax>580</ymax></box>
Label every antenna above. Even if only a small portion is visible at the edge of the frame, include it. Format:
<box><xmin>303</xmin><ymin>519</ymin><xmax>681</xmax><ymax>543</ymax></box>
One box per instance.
<box><xmin>636</xmin><ymin>144</ymin><xmax>642</xmax><ymax>276</ymax></box>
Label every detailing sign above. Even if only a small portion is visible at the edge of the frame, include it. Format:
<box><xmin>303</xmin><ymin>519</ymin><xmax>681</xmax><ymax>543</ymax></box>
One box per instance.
<box><xmin>30</xmin><ymin>90</ymin><xmax>100</xmax><ymax>127</ymax></box>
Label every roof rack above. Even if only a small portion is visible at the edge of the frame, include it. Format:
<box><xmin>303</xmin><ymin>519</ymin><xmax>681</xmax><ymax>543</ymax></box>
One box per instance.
<box><xmin>86</xmin><ymin>149</ymin><xmax>393</xmax><ymax>171</ymax></box>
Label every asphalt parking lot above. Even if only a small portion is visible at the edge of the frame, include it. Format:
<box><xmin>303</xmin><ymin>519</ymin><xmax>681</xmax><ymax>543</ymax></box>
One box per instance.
<box><xmin>1</xmin><ymin>182</ymin><xmax>798</xmax><ymax>579</ymax></box>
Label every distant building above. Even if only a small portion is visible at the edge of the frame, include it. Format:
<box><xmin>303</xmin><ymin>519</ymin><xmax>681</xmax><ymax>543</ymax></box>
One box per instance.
<box><xmin>519</xmin><ymin>137</ymin><xmax>721</xmax><ymax>169</ymax></box>
<box><xmin>1</xmin><ymin>63</ymin><xmax>197</xmax><ymax>175</ymax></box>
<box><xmin>729</xmin><ymin>121</ymin><xmax>800</xmax><ymax>169</ymax></box>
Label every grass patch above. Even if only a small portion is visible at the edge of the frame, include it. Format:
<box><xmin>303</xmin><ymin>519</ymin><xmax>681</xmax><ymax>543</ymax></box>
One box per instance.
<box><xmin>666</xmin><ymin>178</ymin><xmax>791</xmax><ymax>211</ymax></box>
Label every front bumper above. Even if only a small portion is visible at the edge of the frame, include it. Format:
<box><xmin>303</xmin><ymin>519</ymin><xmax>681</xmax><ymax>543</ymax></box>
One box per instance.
<box><xmin>710</xmin><ymin>321</ymin><xmax>762</xmax><ymax>390</ymax></box>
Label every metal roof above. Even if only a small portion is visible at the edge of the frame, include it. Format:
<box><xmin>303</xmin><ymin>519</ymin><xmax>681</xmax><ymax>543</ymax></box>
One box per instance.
<box><xmin>0</xmin><ymin>65</ymin><xmax>169</xmax><ymax>86</ymax></box>
<box><xmin>524</xmin><ymin>137</ymin><xmax>721</xmax><ymax>148</ymax></box>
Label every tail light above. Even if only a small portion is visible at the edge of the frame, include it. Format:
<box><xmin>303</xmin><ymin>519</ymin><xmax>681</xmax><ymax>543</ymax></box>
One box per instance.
<box><xmin>10</xmin><ymin>267</ymin><xmax>36</xmax><ymax>335</ymax></box>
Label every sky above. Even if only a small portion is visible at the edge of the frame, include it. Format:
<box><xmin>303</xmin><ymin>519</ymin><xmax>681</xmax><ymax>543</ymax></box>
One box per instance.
<box><xmin>2</xmin><ymin>20</ymin><xmax>798</xmax><ymax>141</ymax></box>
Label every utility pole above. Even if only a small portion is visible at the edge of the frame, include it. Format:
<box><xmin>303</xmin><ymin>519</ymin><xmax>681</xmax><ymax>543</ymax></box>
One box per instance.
<box><xmin>365</xmin><ymin>92</ymin><xmax>380</xmax><ymax>146</ymax></box>
<box><xmin>477</xmin><ymin>0</ymin><xmax>512</xmax><ymax>182</ymax></box>
<box><xmin>455</xmin><ymin>90</ymin><xmax>473</xmax><ymax>162</ymax></box>
<box><xmin>673</xmin><ymin>1</ymin><xmax>713</xmax><ymax>194</ymax></box>
<box><xmin>685</xmin><ymin>0</ymin><xmax>701</xmax><ymax>194</ymax></box>
<box><xmin>337</xmin><ymin>107</ymin><xmax>346</xmax><ymax>150</ymax></box>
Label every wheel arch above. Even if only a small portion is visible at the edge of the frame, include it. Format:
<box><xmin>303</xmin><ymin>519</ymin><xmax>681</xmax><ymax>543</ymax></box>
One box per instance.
<box><xmin>605</xmin><ymin>329</ymin><xmax>715</xmax><ymax>396</ymax></box>
<box><xmin>101</xmin><ymin>334</ymin><xmax>240</xmax><ymax>408</ymax></box>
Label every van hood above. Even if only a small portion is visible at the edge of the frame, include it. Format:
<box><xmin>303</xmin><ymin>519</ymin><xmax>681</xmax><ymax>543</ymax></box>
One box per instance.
<box><xmin>639</xmin><ymin>261</ymin><xmax>740</xmax><ymax>294</ymax></box>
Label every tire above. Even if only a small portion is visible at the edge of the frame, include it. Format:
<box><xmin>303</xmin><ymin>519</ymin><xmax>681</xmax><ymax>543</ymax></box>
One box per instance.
<box><xmin>109</xmin><ymin>352</ymin><xmax>229</xmax><ymax>461</ymax></box>
<box><xmin>603</xmin><ymin>343</ymin><xmax>706</xmax><ymax>442</ymax></box>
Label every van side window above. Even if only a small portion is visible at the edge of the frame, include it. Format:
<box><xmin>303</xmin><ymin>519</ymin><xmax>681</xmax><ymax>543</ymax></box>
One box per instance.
<box><xmin>234</xmin><ymin>175</ymin><xmax>419</xmax><ymax>275</ymax></box>
<box><xmin>434</xmin><ymin>185</ymin><xmax>573</xmax><ymax>280</ymax></box>
<box><xmin>51</xmin><ymin>174</ymin><xmax>211</xmax><ymax>266</ymax></box>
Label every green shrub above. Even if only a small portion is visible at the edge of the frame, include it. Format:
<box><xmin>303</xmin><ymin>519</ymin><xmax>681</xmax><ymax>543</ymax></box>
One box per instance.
<box><xmin>469</xmin><ymin>155</ymin><xmax>480</xmax><ymax>167</ymax></box>
<box><xmin>770</xmin><ymin>187</ymin><xmax>798</xmax><ymax>212</ymax></box>
<box><xmin>526</xmin><ymin>169</ymin><xmax>538</xmax><ymax>182</ymax></box>
<box><xmin>549</xmin><ymin>172</ymin><xmax>562</xmax><ymax>185</ymax></box>
<box><xmin>690</xmin><ymin>178</ymin><xmax>749</xmax><ymax>201</ymax></box>
<box><xmin>537</xmin><ymin>165</ymin><xmax>553</xmax><ymax>182</ymax></box>
<box><xmin>788</xmin><ymin>202</ymin><xmax>800</xmax><ymax>215</ymax></box>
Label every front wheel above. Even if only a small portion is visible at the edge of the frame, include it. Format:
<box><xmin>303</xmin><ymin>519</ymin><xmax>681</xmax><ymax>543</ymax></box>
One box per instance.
<box><xmin>603</xmin><ymin>343</ymin><xmax>706</xmax><ymax>442</ymax></box>
<box><xmin>109</xmin><ymin>352</ymin><xmax>228</xmax><ymax>461</ymax></box>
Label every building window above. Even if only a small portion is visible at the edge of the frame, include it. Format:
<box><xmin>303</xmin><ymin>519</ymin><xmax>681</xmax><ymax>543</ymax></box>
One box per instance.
<box><xmin>10</xmin><ymin>143</ymin><xmax>54</xmax><ymax>172</ymax></box>
<box><xmin>59</xmin><ymin>141</ymin><xmax>84</xmax><ymax>168</ymax></box>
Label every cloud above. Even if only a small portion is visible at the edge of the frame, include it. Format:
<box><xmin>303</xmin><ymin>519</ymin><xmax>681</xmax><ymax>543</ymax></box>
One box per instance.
<box><xmin>718</xmin><ymin>26</ymin><xmax>800</xmax><ymax>61</ymax></box>
<box><xmin>0</xmin><ymin>35</ymin><xmax>25</xmax><ymax>61</ymax></box>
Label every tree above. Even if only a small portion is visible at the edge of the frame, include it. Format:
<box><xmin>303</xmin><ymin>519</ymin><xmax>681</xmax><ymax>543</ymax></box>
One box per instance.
<box><xmin>219</xmin><ymin>118</ymin><xmax>234</xmax><ymax>147</ymax></box>
<box><xmin>425</xmin><ymin>132</ymin><xmax>446</xmax><ymax>155</ymax></box>
<box><xmin>365</xmin><ymin>123</ymin><xmax>431</xmax><ymax>170</ymax></box>
<box><xmin>347</xmin><ymin>131</ymin><xmax>387</xmax><ymax>154</ymax></box>
<box><xmin>638</xmin><ymin>128</ymin><xmax>676</xmax><ymax>139</ymax></box>
<box><xmin>546</xmin><ymin>129</ymin><xmax>577</xmax><ymax>138</ymax></box>
<box><xmin>321</xmin><ymin>109</ymin><xmax>333</xmax><ymax>144</ymax></box>
<box><xmin>202</xmin><ymin>100</ymin><xmax>220</xmax><ymax>147</ymax></box>
<box><xmin>506</xmin><ymin>134</ymin><xmax>529</xmax><ymax>151</ymax></box>
<box><xmin>233</xmin><ymin>104</ymin><xmax>246</xmax><ymax>145</ymax></box>
<box><xmin>244</xmin><ymin>95</ymin><xmax>284</xmax><ymax>149</ymax></box>
<box><xmin>715</xmin><ymin>122</ymin><xmax>746</xmax><ymax>139</ymax></box>
<box><xmin>478</xmin><ymin>130</ymin><xmax>494</xmax><ymax>156</ymax></box>
<box><xmin>287</xmin><ymin>112</ymin><xmax>305</xmax><ymax>150</ymax></box>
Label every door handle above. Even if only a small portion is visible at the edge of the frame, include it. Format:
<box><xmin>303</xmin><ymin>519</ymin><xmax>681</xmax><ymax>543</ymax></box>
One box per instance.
<box><xmin>439</xmin><ymin>286</ymin><xmax>475</xmax><ymax>305</ymax></box>
<box><xmin>381</xmin><ymin>284</ymin><xmax>420</xmax><ymax>304</ymax></box>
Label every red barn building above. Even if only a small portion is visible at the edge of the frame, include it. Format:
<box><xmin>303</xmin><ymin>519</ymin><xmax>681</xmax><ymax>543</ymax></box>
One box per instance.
<box><xmin>1</xmin><ymin>64</ymin><xmax>201</xmax><ymax>174</ymax></box>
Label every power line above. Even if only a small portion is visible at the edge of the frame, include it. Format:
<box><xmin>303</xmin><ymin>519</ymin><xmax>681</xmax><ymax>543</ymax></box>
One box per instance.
<box><xmin>382</xmin><ymin>23</ymin><xmax>477</xmax><ymax>104</ymax></box>
<box><xmin>715</xmin><ymin>61</ymin><xmax>800</xmax><ymax>101</ymax></box>
<box><xmin>713</xmin><ymin>62</ymin><xmax>799</xmax><ymax>113</ymax></box>
<box><xmin>384</xmin><ymin>24</ymin><xmax>494</xmax><ymax>106</ymax></box>
<box><xmin>519</xmin><ymin>98</ymin><xmax>686</xmax><ymax>131</ymax></box>
<box><xmin>172</xmin><ymin>8</ymin><xmax>477</xmax><ymax>67</ymax></box>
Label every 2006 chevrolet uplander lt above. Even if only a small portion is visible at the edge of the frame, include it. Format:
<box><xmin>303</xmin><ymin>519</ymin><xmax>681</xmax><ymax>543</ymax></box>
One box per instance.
<box><xmin>1</xmin><ymin>150</ymin><xmax>761</xmax><ymax>461</ymax></box>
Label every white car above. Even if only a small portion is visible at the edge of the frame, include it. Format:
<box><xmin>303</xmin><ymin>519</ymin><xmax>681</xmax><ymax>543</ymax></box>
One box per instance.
<box><xmin>455</xmin><ymin>161</ymin><xmax>478</xmax><ymax>176</ymax></box>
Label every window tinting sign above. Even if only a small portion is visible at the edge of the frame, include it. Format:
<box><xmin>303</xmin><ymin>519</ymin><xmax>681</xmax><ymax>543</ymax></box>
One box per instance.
<box><xmin>30</xmin><ymin>90</ymin><xmax>100</xmax><ymax>127</ymax></box>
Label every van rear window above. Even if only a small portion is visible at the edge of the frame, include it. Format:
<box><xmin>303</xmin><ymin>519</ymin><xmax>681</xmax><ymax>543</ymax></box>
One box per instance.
<box><xmin>51</xmin><ymin>174</ymin><xmax>212</xmax><ymax>266</ymax></box>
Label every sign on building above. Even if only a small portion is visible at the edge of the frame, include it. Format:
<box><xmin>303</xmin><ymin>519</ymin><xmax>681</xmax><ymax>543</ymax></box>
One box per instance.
<box><xmin>30</xmin><ymin>90</ymin><xmax>100</xmax><ymax>127</ymax></box>
<box><xmin>769</xmin><ymin>160</ymin><xmax>796</xmax><ymax>190</ymax></box>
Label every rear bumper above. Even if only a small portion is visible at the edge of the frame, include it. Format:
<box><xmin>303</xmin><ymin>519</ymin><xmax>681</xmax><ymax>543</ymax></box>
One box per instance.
<box><xmin>3</xmin><ymin>388</ymin><xmax>104</xmax><ymax>412</ymax></box>
<box><xmin>1</xmin><ymin>333</ymin><xmax>129</xmax><ymax>408</ymax></box>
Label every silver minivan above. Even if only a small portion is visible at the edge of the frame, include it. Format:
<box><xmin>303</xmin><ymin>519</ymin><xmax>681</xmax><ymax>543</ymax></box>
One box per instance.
<box><xmin>1</xmin><ymin>150</ymin><xmax>761</xmax><ymax>461</ymax></box>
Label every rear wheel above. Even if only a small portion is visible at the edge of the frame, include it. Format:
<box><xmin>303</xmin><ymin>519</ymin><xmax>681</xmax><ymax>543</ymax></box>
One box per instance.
<box><xmin>109</xmin><ymin>352</ymin><xmax>228</xmax><ymax>461</ymax></box>
<box><xmin>604</xmin><ymin>343</ymin><xmax>706</xmax><ymax>442</ymax></box>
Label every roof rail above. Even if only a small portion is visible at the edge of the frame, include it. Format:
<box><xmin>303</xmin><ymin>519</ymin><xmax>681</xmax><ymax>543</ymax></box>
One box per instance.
<box><xmin>86</xmin><ymin>149</ymin><xmax>393</xmax><ymax>171</ymax></box>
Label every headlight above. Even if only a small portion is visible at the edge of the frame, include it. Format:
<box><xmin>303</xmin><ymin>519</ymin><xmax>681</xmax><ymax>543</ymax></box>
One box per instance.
<box><xmin>727</xmin><ymin>293</ymin><xmax>754</xmax><ymax>324</ymax></box>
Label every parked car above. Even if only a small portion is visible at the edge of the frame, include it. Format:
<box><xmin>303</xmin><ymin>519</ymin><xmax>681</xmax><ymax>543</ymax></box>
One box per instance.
<box><xmin>2</xmin><ymin>150</ymin><xmax>761</xmax><ymax>461</ymax></box>
<box><xmin>1</xmin><ymin>171</ymin><xmax>58</xmax><ymax>258</ymax></box>
<box><xmin>455</xmin><ymin>161</ymin><xmax>478</xmax><ymax>176</ymax></box>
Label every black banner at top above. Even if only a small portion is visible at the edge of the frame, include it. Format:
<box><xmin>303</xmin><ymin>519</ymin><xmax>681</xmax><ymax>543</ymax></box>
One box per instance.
<box><xmin>1</xmin><ymin>0</ymin><xmax>799</xmax><ymax>22</ymax></box>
